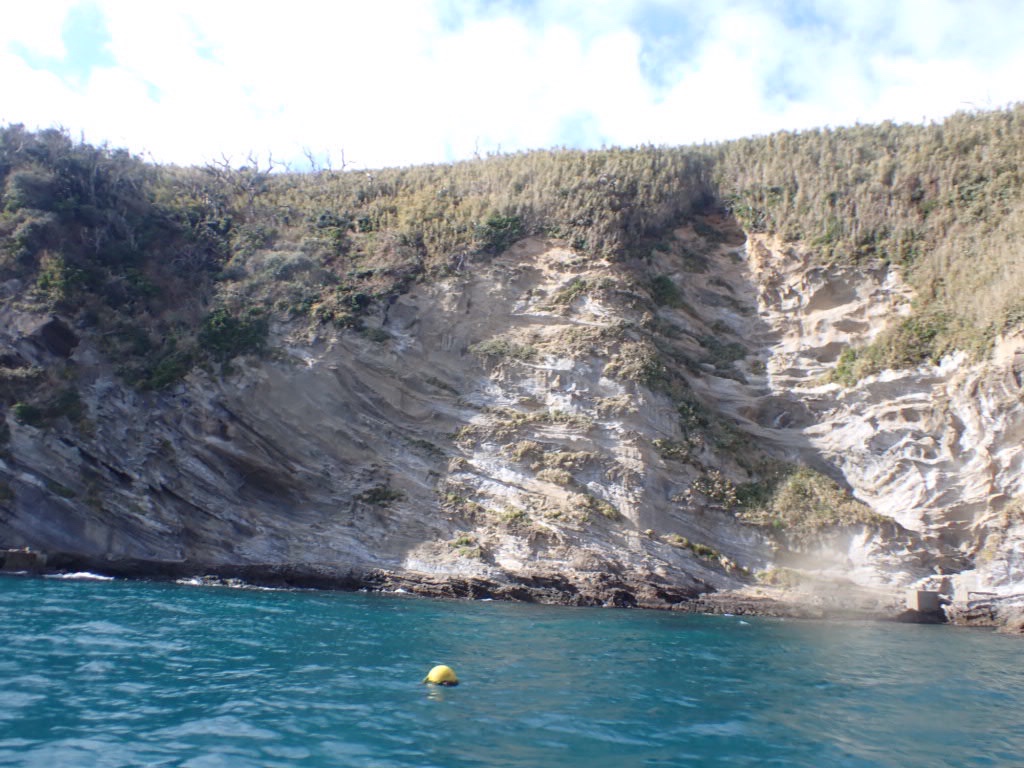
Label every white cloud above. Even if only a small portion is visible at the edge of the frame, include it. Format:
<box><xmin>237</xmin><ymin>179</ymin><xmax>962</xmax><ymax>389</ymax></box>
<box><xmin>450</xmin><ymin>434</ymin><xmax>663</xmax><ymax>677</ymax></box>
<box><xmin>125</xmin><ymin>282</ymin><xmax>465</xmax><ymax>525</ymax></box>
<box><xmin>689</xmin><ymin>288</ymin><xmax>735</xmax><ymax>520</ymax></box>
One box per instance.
<box><xmin>0</xmin><ymin>1</ymin><xmax>77</xmax><ymax>59</ymax></box>
<box><xmin>2</xmin><ymin>0</ymin><xmax>1023</xmax><ymax>169</ymax></box>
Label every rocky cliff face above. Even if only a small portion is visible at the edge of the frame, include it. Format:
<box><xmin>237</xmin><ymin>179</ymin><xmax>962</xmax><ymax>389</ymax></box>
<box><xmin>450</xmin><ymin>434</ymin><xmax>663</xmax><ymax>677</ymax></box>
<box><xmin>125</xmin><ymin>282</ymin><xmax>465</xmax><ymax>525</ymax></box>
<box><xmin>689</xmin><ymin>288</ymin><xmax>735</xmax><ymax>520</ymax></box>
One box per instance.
<box><xmin>747</xmin><ymin>234</ymin><xmax>1024</xmax><ymax>603</ymax></box>
<box><xmin>3</xmin><ymin>212</ymin><xmax>1023</xmax><ymax>612</ymax></box>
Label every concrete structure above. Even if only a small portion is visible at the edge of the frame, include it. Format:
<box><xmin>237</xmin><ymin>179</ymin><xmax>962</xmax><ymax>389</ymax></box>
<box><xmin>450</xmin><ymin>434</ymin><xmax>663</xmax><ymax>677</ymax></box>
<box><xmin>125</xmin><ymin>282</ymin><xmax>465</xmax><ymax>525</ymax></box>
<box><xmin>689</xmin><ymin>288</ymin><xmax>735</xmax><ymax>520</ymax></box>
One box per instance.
<box><xmin>905</xmin><ymin>589</ymin><xmax>941</xmax><ymax>612</ymax></box>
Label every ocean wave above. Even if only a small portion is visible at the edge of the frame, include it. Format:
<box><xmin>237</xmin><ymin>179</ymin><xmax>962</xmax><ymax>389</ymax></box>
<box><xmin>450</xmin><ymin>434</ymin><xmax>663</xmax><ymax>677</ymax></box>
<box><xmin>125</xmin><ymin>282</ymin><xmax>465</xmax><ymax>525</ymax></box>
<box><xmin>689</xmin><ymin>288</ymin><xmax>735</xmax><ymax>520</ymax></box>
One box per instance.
<box><xmin>44</xmin><ymin>572</ymin><xmax>115</xmax><ymax>581</ymax></box>
<box><xmin>173</xmin><ymin>576</ymin><xmax>287</xmax><ymax>591</ymax></box>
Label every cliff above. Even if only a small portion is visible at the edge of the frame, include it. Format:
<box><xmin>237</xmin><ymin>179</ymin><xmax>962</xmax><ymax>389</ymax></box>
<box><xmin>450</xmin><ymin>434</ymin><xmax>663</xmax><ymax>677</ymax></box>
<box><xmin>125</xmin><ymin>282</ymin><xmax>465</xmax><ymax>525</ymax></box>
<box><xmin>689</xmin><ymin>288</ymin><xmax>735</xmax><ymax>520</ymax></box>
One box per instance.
<box><xmin>2</xmin><ymin>111</ymin><xmax>1024</xmax><ymax>621</ymax></box>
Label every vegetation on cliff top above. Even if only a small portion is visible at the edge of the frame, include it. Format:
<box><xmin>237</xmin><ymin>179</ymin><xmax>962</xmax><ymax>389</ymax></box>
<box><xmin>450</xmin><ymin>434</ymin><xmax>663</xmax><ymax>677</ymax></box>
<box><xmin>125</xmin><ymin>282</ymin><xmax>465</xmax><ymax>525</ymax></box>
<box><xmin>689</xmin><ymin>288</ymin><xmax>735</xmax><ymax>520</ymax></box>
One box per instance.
<box><xmin>715</xmin><ymin>105</ymin><xmax>1024</xmax><ymax>373</ymax></box>
<box><xmin>3</xmin><ymin>104</ymin><xmax>1024</xmax><ymax>402</ymax></box>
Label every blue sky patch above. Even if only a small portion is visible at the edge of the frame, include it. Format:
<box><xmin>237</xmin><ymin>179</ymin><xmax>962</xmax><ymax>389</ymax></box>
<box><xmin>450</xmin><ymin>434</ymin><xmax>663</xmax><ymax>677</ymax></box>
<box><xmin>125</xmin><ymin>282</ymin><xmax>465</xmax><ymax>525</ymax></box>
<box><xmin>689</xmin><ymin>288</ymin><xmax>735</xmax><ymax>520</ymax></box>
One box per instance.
<box><xmin>11</xmin><ymin>2</ymin><xmax>115</xmax><ymax>88</ymax></box>
<box><xmin>556</xmin><ymin>111</ymin><xmax>606</xmax><ymax>150</ymax></box>
<box><xmin>629</xmin><ymin>2</ymin><xmax>706</xmax><ymax>92</ymax></box>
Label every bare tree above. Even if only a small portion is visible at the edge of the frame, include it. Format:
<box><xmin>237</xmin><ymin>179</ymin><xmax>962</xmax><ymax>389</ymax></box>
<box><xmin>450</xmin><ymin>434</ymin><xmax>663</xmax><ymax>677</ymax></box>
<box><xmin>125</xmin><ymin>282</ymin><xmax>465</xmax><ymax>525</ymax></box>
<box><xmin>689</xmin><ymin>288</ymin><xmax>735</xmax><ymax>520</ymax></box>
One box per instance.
<box><xmin>204</xmin><ymin>151</ymin><xmax>277</xmax><ymax>213</ymax></box>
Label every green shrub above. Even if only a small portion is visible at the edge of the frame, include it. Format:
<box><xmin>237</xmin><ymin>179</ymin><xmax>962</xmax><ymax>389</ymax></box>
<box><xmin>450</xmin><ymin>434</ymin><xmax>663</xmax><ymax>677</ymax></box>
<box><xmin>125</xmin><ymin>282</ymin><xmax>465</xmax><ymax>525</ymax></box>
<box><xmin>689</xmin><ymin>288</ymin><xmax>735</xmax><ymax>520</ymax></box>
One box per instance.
<box><xmin>6</xmin><ymin>213</ymin><xmax>56</xmax><ymax>266</ymax></box>
<box><xmin>36</xmin><ymin>256</ymin><xmax>88</xmax><ymax>302</ymax></box>
<box><xmin>677</xmin><ymin>397</ymin><xmax>711</xmax><ymax>432</ymax></box>
<box><xmin>449</xmin><ymin>532</ymin><xmax>483</xmax><ymax>558</ymax></box>
<box><xmin>10</xmin><ymin>388</ymin><xmax>84</xmax><ymax>428</ymax></box>
<box><xmin>551</xmin><ymin>277</ymin><xmax>590</xmax><ymax>305</ymax></box>
<box><xmin>198</xmin><ymin>308</ymin><xmax>269</xmax><ymax>362</ymax></box>
<box><xmin>689</xmin><ymin>541</ymin><xmax>719</xmax><ymax>559</ymax></box>
<box><xmin>536</xmin><ymin>468</ymin><xmax>573</xmax><ymax>485</ymax></box>
<box><xmin>604</xmin><ymin>340</ymin><xmax>664</xmax><ymax>386</ymax></box>
<box><xmin>716</xmin><ymin>107</ymin><xmax>1024</xmax><ymax>363</ymax></box>
<box><xmin>738</xmin><ymin>466</ymin><xmax>886</xmax><ymax>533</ymax></box>
<box><xmin>12</xmin><ymin>402</ymin><xmax>44</xmax><ymax>427</ymax></box>
<box><xmin>361</xmin><ymin>327</ymin><xmax>391</xmax><ymax>343</ymax></box>
<box><xmin>3</xmin><ymin>169</ymin><xmax>58</xmax><ymax>211</ymax></box>
<box><xmin>665</xmin><ymin>533</ymin><xmax>720</xmax><ymax>560</ymax></box>
<box><xmin>650</xmin><ymin>275</ymin><xmax>682</xmax><ymax>306</ymax></box>
<box><xmin>356</xmin><ymin>484</ymin><xmax>405</xmax><ymax>506</ymax></box>
<box><xmin>690</xmin><ymin>469</ymin><xmax>738</xmax><ymax>507</ymax></box>
<box><xmin>832</xmin><ymin>309</ymin><xmax>951</xmax><ymax>386</ymax></box>
<box><xmin>143</xmin><ymin>350</ymin><xmax>195</xmax><ymax>390</ymax></box>
<box><xmin>653</xmin><ymin>438</ymin><xmax>691</xmax><ymax>461</ymax></box>
<box><xmin>698</xmin><ymin>334</ymin><xmax>746</xmax><ymax>367</ymax></box>
<box><xmin>46</xmin><ymin>388</ymin><xmax>84</xmax><ymax>422</ymax></box>
<box><xmin>469</xmin><ymin>338</ymin><xmax>537</xmax><ymax>362</ymax></box>
<box><xmin>475</xmin><ymin>212</ymin><xmax>522</xmax><ymax>254</ymax></box>
<box><xmin>575</xmin><ymin>493</ymin><xmax>619</xmax><ymax>520</ymax></box>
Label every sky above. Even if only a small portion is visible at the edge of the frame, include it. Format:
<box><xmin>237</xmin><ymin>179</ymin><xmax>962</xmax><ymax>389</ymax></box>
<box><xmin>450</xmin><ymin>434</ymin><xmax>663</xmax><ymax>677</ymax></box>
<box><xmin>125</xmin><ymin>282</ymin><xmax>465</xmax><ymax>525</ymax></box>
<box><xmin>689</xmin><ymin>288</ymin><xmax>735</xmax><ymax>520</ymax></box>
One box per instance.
<box><xmin>2</xmin><ymin>0</ymin><xmax>1023</xmax><ymax>171</ymax></box>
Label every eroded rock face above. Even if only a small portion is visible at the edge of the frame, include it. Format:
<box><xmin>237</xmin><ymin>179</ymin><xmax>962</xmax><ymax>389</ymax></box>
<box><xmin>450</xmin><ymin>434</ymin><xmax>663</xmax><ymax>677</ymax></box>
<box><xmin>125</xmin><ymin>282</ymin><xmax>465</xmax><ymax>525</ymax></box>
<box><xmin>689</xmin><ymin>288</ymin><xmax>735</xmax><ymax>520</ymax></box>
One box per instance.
<box><xmin>2</xmin><ymin>218</ymin><xmax>1023</xmax><ymax>609</ymax></box>
<box><xmin>0</xmin><ymin>228</ymin><xmax>770</xmax><ymax>603</ymax></box>
<box><xmin>746</xmin><ymin>235</ymin><xmax>1024</xmax><ymax>599</ymax></box>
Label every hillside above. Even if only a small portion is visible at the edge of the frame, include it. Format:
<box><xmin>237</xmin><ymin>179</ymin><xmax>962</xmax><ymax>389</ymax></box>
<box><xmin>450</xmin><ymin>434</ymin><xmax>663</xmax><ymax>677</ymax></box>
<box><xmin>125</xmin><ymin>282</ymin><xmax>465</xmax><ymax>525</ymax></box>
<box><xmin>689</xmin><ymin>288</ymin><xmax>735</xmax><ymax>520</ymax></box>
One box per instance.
<box><xmin>2</xmin><ymin>108</ymin><xmax>1024</xmax><ymax>622</ymax></box>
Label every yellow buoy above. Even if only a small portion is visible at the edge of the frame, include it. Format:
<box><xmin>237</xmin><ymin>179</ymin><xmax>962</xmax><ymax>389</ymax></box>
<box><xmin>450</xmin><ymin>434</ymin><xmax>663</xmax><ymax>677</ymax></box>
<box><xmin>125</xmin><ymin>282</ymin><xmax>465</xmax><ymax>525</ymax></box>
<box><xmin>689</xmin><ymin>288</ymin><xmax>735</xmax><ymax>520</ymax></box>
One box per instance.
<box><xmin>423</xmin><ymin>664</ymin><xmax>459</xmax><ymax>686</ymax></box>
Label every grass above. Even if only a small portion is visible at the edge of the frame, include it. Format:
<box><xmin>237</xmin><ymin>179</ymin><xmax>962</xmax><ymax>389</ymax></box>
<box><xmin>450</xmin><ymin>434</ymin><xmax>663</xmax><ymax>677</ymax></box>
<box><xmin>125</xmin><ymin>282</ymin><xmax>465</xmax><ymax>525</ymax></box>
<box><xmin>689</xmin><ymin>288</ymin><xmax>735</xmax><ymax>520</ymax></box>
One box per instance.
<box><xmin>455</xmin><ymin>408</ymin><xmax>594</xmax><ymax>445</ymax></box>
<box><xmin>469</xmin><ymin>338</ymin><xmax>537</xmax><ymax>363</ymax></box>
<box><xmin>536</xmin><ymin>468</ymin><xmax>573</xmax><ymax>485</ymax></box>
<box><xmin>690</xmin><ymin>469</ymin><xmax>739</xmax><ymax>507</ymax></box>
<box><xmin>449</xmin><ymin>533</ymin><xmax>483</xmax><ymax>559</ymax></box>
<box><xmin>573</xmin><ymin>492</ymin><xmax>619</xmax><ymax>521</ymax></box>
<box><xmin>653</xmin><ymin>438</ymin><xmax>693</xmax><ymax>461</ymax></box>
<box><xmin>830</xmin><ymin>308</ymin><xmax>952</xmax><ymax>385</ymax></box>
<box><xmin>664</xmin><ymin>533</ymin><xmax>721</xmax><ymax>561</ymax></box>
<box><xmin>550</xmin><ymin>277</ymin><xmax>591</xmax><ymax>305</ymax></box>
<box><xmin>540</xmin><ymin>450</ymin><xmax>594</xmax><ymax>470</ymax></box>
<box><xmin>737</xmin><ymin>466</ymin><xmax>887</xmax><ymax>534</ymax></box>
<box><xmin>603</xmin><ymin>340</ymin><xmax>665</xmax><ymax>386</ymax></box>
<box><xmin>504</xmin><ymin>440</ymin><xmax>542</xmax><ymax>461</ymax></box>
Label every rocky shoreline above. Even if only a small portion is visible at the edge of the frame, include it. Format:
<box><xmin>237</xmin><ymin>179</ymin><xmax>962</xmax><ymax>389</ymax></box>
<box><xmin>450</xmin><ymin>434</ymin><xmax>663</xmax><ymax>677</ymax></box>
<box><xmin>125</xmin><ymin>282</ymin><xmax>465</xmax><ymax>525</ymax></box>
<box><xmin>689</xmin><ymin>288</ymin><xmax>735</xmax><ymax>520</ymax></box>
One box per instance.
<box><xmin>10</xmin><ymin>547</ymin><xmax>1009</xmax><ymax>628</ymax></box>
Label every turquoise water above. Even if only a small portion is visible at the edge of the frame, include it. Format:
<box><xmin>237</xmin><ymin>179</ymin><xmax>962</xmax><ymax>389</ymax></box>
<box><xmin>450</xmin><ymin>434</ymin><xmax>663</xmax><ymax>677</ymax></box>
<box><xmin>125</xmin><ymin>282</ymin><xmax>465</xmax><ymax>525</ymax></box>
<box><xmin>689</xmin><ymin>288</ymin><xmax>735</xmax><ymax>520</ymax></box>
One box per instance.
<box><xmin>1</xmin><ymin>576</ymin><xmax>1021</xmax><ymax>767</ymax></box>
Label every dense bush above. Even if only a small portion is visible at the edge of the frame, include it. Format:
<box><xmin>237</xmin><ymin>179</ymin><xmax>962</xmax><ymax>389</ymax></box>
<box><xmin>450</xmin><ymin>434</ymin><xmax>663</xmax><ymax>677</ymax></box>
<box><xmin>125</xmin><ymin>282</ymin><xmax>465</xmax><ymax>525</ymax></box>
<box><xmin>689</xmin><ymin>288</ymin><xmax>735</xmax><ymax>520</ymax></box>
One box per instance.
<box><xmin>197</xmin><ymin>308</ymin><xmax>268</xmax><ymax>363</ymax></box>
<box><xmin>738</xmin><ymin>466</ymin><xmax>886</xmax><ymax>533</ymax></box>
<box><xmin>475</xmin><ymin>212</ymin><xmax>522</xmax><ymax>254</ymax></box>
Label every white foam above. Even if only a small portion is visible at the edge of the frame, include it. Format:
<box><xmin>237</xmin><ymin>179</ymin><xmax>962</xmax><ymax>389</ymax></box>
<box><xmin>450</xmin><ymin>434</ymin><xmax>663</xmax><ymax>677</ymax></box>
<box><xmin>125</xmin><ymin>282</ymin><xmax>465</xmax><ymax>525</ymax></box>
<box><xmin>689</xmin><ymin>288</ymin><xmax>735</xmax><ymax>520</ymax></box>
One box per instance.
<box><xmin>45</xmin><ymin>572</ymin><xmax>115</xmax><ymax>581</ymax></box>
<box><xmin>173</xmin><ymin>576</ymin><xmax>287</xmax><ymax>591</ymax></box>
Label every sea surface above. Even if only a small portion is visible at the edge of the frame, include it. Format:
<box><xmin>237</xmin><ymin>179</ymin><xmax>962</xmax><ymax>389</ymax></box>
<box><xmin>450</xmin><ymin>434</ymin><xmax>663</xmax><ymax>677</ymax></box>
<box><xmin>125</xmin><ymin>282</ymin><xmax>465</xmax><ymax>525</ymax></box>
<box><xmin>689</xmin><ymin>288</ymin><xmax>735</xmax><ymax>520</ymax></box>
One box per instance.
<box><xmin>0</xmin><ymin>575</ymin><xmax>1021</xmax><ymax>767</ymax></box>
